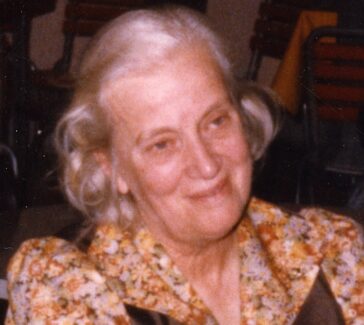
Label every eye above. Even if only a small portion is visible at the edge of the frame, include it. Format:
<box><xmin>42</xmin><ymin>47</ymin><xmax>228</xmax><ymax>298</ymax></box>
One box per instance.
<box><xmin>140</xmin><ymin>133</ymin><xmax>180</xmax><ymax>162</ymax></box>
<box><xmin>211</xmin><ymin>114</ymin><xmax>227</xmax><ymax>127</ymax></box>
<box><xmin>146</xmin><ymin>137</ymin><xmax>177</xmax><ymax>153</ymax></box>
<box><xmin>153</xmin><ymin>140</ymin><xmax>169</xmax><ymax>150</ymax></box>
<box><xmin>208</xmin><ymin>112</ymin><xmax>232</xmax><ymax>130</ymax></box>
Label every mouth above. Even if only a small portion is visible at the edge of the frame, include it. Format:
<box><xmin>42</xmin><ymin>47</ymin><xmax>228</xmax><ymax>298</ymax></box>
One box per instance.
<box><xmin>188</xmin><ymin>178</ymin><xmax>227</xmax><ymax>200</ymax></box>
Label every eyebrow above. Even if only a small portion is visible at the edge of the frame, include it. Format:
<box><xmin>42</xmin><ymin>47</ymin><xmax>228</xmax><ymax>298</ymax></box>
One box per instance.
<box><xmin>136</xmin><ymin>127</ymin><xmax>175</xmax><ymax>146</ymax></box>
<box><xmin>200</xmin><ymin>96</ymin><xmax>234</xmax><ymax>119</ymax></box>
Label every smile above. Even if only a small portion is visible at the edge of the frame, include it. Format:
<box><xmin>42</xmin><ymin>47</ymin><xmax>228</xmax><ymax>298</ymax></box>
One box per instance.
<box><xmin>188</xmin><ymin>179</ymin><xmax>228</xmax><ymax>200</ymax></box>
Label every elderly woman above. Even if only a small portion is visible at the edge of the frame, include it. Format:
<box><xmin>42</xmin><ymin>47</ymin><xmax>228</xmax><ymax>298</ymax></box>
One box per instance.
<box><xmin>5</xmin><ymin>6</ymin><xmax>364</xmax><ymax>325</ymax></box>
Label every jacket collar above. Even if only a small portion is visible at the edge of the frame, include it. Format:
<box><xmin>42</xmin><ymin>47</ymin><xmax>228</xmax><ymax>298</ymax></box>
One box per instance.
<box><xmin>90</xmin><ymin>197</ymin><xmax>324</xmax><ymax>323</ymax></box>
<box><xmin>247</xmin><ymin>198</ymin><xmax>324</xmax><ymax>319</ymax></box>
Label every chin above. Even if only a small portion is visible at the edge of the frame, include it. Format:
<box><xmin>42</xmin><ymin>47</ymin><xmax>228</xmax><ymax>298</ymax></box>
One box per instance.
<box><xmin>199</xmin><ymin>203</ymin><xmax>244</xmax><ymax>240</ymax></box>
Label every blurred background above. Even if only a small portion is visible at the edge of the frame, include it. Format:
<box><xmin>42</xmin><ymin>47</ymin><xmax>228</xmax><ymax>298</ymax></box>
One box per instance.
<box><xmin>1</xmin><ymin>1</ymin><xmax>364</xmax><ymax>320</ymax></box>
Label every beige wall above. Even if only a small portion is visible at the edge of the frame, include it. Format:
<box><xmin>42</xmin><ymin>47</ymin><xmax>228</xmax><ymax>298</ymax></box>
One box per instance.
<box><xmin>30</xmin><ymin>0</ymin><xmax>88</xmax><ymax>71</ymax></box>
<box><xmin>29</xmin><ymin>0</ymin><xmax>278</xmax><ymax>84</ymax></box>
<box><xmin>208</xmin><ymin>0</ymin><xmax>259</xmax><ymax>78</ymax></box>
<box><xmin>30</xmin><ymin>0</ymin><xmax>65</xmax><ymax>70</ymax></box>
<box><xmin>208</xmin><ymin>0</ymin><xmax>279</xmax><ymax>85</ymax></box>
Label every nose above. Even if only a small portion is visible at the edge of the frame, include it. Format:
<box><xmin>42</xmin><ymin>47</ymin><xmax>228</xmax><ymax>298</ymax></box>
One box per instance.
<box><xmin>186</xmin><ymin>136</ymin><xmax>221</xmax><ymax>179</ymax></box>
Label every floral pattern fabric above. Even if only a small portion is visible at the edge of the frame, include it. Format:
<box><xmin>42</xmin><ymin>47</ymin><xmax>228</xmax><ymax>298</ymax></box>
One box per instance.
<box><xmin>5</xmin><ymin>197</ymin><xmax>364</xmax><ymax>324</ymax></box>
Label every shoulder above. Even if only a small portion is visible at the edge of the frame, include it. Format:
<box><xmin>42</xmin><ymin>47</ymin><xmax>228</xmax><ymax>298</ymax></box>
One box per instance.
<box><xmin>247</xmin><ymin>197</ymin><xmax>364</xmax><ymax>253</ymax></box>
<box><xmin>246</xmin><ymin>198</ymin><xmax>325</xmax><ymax>289</ymax></box>
<box><xmin>247</xmin><ymin>197</ymin><xmax>364</xmax><ymax>322</ymax></box>
<box><xmin>7</xmin><ymin>236</ymin><xmax>129</xmax><ymax>324</ymax></box>
<box><xmin>301</xmin><ymin>208</ymin><xmax>364</xmax><ymax>322</ymax></box>
<box><xmin>7</xmin><ymin>237</ymin><xmax>85</xmax><ymax>288</ymax></box>
<box><xmin>299</xmin><ymin>206</ymin><xmax>364</xmax><ymax>247</ymax></box>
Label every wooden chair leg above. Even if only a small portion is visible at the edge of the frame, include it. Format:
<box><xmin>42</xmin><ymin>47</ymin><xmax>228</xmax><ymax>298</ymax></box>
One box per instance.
<box><xmin>245</xmin><ymin>50</ymin><xmax>262</xmax><ymax>81</ymax></box>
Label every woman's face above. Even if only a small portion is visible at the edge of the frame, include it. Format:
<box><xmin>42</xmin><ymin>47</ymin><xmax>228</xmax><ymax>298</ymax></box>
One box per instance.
<box><xmin>105</xmin><ymin>48</ymin><xmax>252</xmax><ymax>247</ymax></box>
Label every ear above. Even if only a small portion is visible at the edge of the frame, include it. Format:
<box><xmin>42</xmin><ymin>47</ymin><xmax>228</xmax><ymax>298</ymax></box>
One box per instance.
<box><xmin>94</xmin><ymin>150</ymin><xmax>112</xmax><ymax>176</ymax></box>
<box><xmin>94</xmin><ymin>150</ymin><xmax>130</xmax><ymax>194</ymax></box>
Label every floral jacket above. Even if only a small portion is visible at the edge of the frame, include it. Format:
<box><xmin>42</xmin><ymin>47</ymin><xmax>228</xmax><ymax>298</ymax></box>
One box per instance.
<box><xmin>5</xmin><ymin>198</ymin><xmax>364</xmax><ymax>324</ymax></box>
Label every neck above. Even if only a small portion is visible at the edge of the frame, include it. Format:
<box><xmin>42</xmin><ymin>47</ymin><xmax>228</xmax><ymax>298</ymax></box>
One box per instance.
<box><xmin>163</xmin><ymin>230</ymin><xmax>241</xmax><ymax>325</ymax></box>
<box><xmin>137</xmin><ymin>208</ymin><xmax>240</xmax><ymax>281</ymax></box>
<box><xmin>163</xmin><ymin>230</ymin><xmax>238</xmax><ymax>282</ymax></box>
<box><xmin>141</xmin><ymin>218</ymin><xmax>241</xmax><ymax>324</ymax></box>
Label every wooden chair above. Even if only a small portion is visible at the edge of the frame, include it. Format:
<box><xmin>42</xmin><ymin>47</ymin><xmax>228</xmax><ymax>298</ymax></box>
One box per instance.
<box><xmin>296</xmin><ymin>27</ymin><xmax>364</xmax><ymax>204</ymax></box>
<box><xmin>24</xmin><ymin>0</ymin><xmax>147</xmax><ymax>192</ymax></box>
<box><xmin>29</xmin><ymin>0</ymin><xmax>146</xmax><ymax>118</ymax></box>
<box><xmin>31</xmin><ymin>0</ymin><xmax>207</xmax><ymax>98</ymax></box>
<box><xmin>245</xmin><ymin>0</ymin><xmax>318</xmax><ymax>81</ymax></box>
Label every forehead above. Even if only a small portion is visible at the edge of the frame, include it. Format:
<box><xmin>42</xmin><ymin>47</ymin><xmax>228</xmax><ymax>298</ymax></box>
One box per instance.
<box><xmin>102</xmin><ymin>47</ymin><xmax>231</xmax><ymax>138</ymax></box>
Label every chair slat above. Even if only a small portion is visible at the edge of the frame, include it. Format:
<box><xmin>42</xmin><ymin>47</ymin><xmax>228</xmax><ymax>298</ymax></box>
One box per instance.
<box><xmin>313</xmin><ymin>42</ymin><xmax>364</xmax><ymax>61</ymax></box>
<box><xmin>63</xmin><ymin>1</ymin><xmax>143</xmax><ymax>35</ymax></box>
<box><xmin>313</xmin><ymin>63</ymin><xmax>364</xmax><ymax>81</ymax></box>
<box><xmin>65</xmin><ymin>3</ymin><xmax>136</xmax><ymax>23</ymax></box>
<box><xmin>314</xmin><ymin>83</ymin><xmax>364</xmax><ymax>103</ymax></box>
<box><xmin>317</xmin><ymin>105</ymin><xmax>359</xmax><ymax>121</ymax></box>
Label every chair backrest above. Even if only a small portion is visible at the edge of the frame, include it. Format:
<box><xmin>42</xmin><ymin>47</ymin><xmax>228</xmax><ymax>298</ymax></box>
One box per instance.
<box><xmin>246</xmin><ymin>0</ymin><xmax>317</xmax><ymax>80</ymax></box>
<box><xmin>55</xmin><ymin>0</ymin><xmax>207</xmax><ymax>73</ymax></box>
<box><xmin>63</xmin><ymin>0</ymin><xmax>146</xmax><ymax>37</ymax></box>
<box><xmin>55</xmin><ymin>0</ymin><xmax>145</xmax><ymax>73</ymax></box>
<box><xmin>304</xmin><ymin>27</ymin><xmax>364</xmax><ymax>122</ymax></box>
<box><xmin>302</xmin><ymin>27</ymin><xmax>364</xmax><ymax>162</ymax></box>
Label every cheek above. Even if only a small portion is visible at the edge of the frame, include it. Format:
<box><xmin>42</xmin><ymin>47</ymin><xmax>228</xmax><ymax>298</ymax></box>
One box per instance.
<box><xmin>219</xmin><ymin>130</ymin><xmax>253</xmax><ymax>191</ymax></box>
<box><xmin>216</xmin><ymin>127</ymin><xmax>252</xmax><ymax>166</ymax></box>
<box><xmin>130</xmin><ymin>156</ymin><xmax>183</xmax><ymax>196</ymax></box>
<box><xmin>237</xmin><ymin>133</ymin><xmax>253</xmax><ymax>178</ymax></box>
<box><xmin>235</xmin><ymin>133</ymin><xmax>253</xmax><ymax>195</ymax></box>
<box><xmin>234</xmin><ymin>133</ymin><xmax>251</xmax><ymax>164</ymax></box>
<box><xmin>234</xmin><ymin>139</ymin><xmax>253</xmax><ymax>186</ymax></box>
<box><xmin>113</xmin><ymin>135</ymin><xmax>182</xmax><ymax>197</ymax></box>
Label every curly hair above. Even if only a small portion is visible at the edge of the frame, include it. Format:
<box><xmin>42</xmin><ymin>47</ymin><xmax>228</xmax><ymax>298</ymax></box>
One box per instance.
<box><xmin>54</xmin><ymin>6</ymin><xmax>281</xmax><ymax>227</ymax></box>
